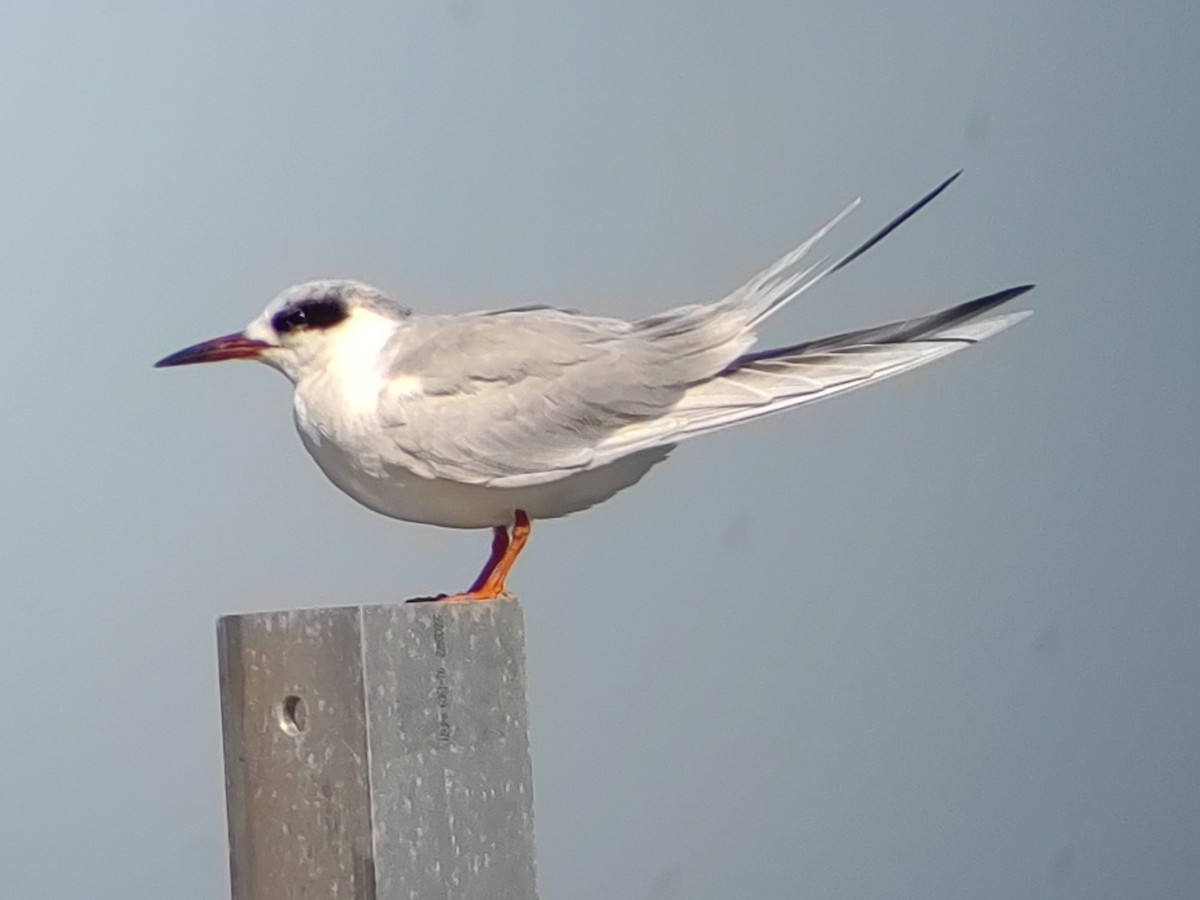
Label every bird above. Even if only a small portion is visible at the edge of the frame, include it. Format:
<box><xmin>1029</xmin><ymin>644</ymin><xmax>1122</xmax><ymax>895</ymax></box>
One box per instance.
<box><xmin>156</xmin><ymin>173</ymin><xmax>1032</xmax><ymax>601</ymax></box>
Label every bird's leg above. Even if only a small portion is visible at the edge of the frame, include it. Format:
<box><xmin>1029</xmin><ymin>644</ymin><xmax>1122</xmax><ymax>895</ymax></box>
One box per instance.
<box><xmin>475</xmin><ymin>509</ymin><xmax>531</xmax><ymax>597</ymax></box>
<box><xmin>443</xmin><ymin>510</ymin><xmax>532</xmax><ymax>602</ymax></box>
<box><xmin>467</xmin><ymin>526</ymin><xmax>511</xmax><ymax>594</ymax></box>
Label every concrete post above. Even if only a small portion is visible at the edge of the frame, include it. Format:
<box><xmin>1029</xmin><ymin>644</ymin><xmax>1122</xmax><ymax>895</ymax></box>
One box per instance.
<box><xmin>217</xmin><ymin>596</ymin><xmax>537</xmax><ymax>900</ymax></box>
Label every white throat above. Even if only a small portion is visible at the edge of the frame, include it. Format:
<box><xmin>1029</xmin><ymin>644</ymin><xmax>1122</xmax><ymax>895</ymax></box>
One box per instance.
<box><xmin>284</xmin><ymin>309</ymin><xmax>401</xmax><ymax>424</ymax></box>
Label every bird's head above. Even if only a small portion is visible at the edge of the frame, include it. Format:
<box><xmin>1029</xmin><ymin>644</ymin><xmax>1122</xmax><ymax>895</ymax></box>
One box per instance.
<box><xmin>155</xmin><ymin>280</ymin><xmax>410</xmax><ymax>383</ymax></box>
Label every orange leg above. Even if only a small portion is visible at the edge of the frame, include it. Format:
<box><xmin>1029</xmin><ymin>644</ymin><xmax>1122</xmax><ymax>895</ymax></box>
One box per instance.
<box><xmin>467</xmin><ymin>526</ymin><xmax>510</xmax><ymax>594</ymax></box>
<box><xmin>442</xmin><ymin>510</ymin><xmax>532</xmax><ymax>602</ymax></box>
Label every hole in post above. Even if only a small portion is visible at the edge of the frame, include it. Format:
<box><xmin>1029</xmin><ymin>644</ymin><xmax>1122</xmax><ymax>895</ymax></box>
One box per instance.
<box><xmin>278</xmin><ymin>695</ymin><xmax>307</xmax><ymax>736</ymax></box>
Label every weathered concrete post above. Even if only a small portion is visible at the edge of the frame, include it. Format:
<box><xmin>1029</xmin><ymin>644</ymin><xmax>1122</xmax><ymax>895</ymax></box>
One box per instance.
<box><xmin>217</xmin><ymin>596</ymin><xmax>537</xmax><ymax>900</ymax></box>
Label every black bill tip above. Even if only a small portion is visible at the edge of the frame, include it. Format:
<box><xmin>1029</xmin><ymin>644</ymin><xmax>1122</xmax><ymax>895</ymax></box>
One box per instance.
<box><xmin>155</xmin><ymin>332</ymin><xmax>271</xmax><ymax>367</ymax></box>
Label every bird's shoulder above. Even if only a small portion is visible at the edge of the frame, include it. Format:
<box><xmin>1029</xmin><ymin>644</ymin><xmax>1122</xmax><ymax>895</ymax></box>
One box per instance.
<box><xmin>377</xmin><ymin>307</ymin><xmax>635</xmax><ymax>397</ymax></box>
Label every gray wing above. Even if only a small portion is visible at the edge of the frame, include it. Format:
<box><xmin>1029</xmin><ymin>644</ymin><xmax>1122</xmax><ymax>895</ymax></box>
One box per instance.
<box><xmin>374</xmin><ymin>307</ymin><xmax>743</xmax><ymax>486</ymax></box>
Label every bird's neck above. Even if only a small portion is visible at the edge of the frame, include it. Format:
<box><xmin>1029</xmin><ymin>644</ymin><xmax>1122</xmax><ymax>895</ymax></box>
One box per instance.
<box><xmin>296</xmin><ymin>315</ymin><xmax>400</xmax><ymax>424</ymax></box>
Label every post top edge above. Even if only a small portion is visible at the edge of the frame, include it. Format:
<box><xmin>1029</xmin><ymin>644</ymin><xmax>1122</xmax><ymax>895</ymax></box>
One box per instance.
<box><xmin>216</xmin><ymin>593</ymin><xmax>524</xmax><ymax>627</ymax></box>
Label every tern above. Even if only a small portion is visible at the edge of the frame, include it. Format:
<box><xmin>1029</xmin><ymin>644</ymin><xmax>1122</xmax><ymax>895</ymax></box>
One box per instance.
<box><xmin>156</xmin><ymin>174</ymin><xmax>1032</xmax><ymax>600</ymax></box>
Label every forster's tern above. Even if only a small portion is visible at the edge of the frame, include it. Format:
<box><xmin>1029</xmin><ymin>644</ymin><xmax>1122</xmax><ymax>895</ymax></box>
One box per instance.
<box><xmin>157</xmin><ymin>174</ymin><xmax>1032</xmax><ymax>600</ymax></box>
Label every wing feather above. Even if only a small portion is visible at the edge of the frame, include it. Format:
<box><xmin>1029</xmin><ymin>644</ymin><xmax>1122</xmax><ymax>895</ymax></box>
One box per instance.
<box><xmin>374</xmin><ymin>311</ymin><xmax>687</xmax><ymax>484</ymax></box>
<box><xmin>589</xmin><ymin>287</ymin><xmax>1033</xmax><ymax>462</ymax></box>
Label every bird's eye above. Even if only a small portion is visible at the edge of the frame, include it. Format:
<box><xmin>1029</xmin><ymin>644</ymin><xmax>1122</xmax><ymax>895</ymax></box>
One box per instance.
<box><xmin>301</xmin><ymin>299</ymin><xmax>348</xmax><ymax>328</ymax></box>
<box><xmin>272</xmin><ymin>299</ymin><xmax>347</xmax><ymax>334</ymax></box>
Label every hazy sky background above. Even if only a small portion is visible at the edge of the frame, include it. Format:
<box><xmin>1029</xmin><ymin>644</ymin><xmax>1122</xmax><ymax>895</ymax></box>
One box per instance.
<box><xmin>2</xmin><ymin>3</ymin><xmax>1197</xmax><ymax>898</ymax></box>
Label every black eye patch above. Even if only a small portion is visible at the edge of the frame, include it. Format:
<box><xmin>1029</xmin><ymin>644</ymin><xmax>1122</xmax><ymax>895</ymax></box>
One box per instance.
<box><xmin>271</xmin><ymin>298</ymin><xmax>348</xmax><ymax>334</ymax></box>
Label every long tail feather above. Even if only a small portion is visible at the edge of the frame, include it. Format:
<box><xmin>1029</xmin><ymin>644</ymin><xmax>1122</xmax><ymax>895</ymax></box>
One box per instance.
<box><xmin>829</xmin><ymin>170</ymin><xmax>962</xmax><ymax>274</ymax></box>
<box><xmin>739</xmin><ymin>170</ymin><xmax>966</xmax><ymax>329</ymax></box>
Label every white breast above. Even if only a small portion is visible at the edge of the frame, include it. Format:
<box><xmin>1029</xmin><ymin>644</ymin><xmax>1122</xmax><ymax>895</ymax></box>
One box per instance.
<box><xmin>294</xmin><ymin>405</ymin><xmax>670</xmax><ymax>529</ymax></box>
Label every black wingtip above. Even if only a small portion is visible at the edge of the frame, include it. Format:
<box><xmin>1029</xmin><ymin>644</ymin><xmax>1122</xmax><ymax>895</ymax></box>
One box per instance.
<box><xmin>993</xmin><ymin>283</ymin><xmax>1036</xmax><ymax>302</ymax></box>
<box><xmin>830</xmin><ymin>170</ymin><xmax>965</xmax><ymax>274</ymax></box>
<box><xmin>939</xmin><ymin>283</ymin><xmax>1036</xmax><ymax>320</ymax></box>
<box><xmin>916</xmin><ymin>283</ymin><xmax>1035</xmax><ymax>336</ymax></box>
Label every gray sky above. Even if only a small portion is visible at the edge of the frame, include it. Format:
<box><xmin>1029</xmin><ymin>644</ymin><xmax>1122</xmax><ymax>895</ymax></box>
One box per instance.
<box><xmin>2</xmin><ymin>3</ymin><xmax>1198</xmax><ymax>898</ymax></box>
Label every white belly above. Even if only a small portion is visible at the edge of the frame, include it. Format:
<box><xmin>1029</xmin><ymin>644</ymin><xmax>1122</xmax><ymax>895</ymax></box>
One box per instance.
<box><xmin>297</xmin><ymin>422</ymin><xmax>672</xmax><ymax>529</ymax></box>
